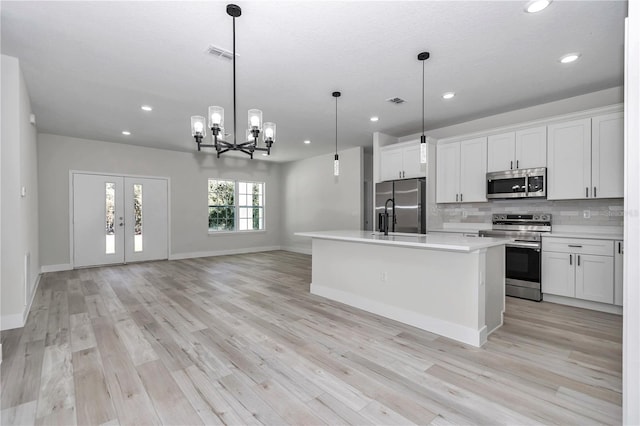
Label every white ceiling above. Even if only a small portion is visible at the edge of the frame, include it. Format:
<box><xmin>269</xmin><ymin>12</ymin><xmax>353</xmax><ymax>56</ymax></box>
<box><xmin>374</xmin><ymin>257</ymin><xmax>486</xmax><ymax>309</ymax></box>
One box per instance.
<box><xmin>1</xmin><ymin>1</ymin><xmax>627</xmax><ymax>162</ymax></box>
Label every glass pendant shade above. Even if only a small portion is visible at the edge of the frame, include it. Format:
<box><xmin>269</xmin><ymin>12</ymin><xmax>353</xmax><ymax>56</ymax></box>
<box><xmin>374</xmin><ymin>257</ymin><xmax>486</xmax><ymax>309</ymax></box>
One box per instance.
<box><xmin>420</xmin><ymin>139</ymin><xmax>427</xmax><ymax>164</ymax></box>
<box><xmin>208</xmin><ymin>106</ymin><xmax>224</xmax><ymax>128</ymax></box>
<box><xmin>191</xmin><ymin>116</ymin><xmax>206</xmax><ymax>137</ymax></box>
<box><xmin>263</xmin><ymin>122</ymin><xmax>276</xmax><ymax>142</ymax></box>
<box><xmin>334</xmin><ymin>154</ymin><xmax>340</xmax><ymax>176</ymax></box>
<box><xmin>248</xmin><ymin>109</ymin><xmax>263</xmax><ymax>130</ymax></box>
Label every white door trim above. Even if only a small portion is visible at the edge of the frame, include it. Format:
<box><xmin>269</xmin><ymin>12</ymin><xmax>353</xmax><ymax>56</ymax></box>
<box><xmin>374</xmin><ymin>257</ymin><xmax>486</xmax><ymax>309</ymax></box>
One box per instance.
<box><xmin>69</xmin><ymin>170</ymin><xmax>171</xmax><ymax>268</ymax></box>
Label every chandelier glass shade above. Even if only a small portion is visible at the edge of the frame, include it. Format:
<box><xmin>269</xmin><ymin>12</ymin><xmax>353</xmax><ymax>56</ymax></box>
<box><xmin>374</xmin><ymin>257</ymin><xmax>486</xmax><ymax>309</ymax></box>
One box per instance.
<box><xmin>190</xmin><ymin>4</ymin><xmax>276</xmax><ymax>159</ymax></box>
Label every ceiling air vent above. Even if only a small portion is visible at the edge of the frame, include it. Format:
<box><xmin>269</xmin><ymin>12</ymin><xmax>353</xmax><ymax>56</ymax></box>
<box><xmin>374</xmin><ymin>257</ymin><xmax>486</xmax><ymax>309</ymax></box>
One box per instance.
<box><xmin>206</xmin><ymin>45</ymin><xmax>238</xmax><ymax>60</ymax></box>
<box><xmin>386</xmin><ymin>97</ymin><xmax>406</xmax><ymax>104</ymax></box>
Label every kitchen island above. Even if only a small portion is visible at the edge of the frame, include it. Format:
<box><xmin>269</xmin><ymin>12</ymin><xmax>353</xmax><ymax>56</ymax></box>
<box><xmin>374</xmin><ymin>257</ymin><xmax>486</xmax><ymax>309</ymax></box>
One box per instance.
<box><xmin>295</xmin><ymin>230</ymin><xmax>509</xmax><ymax>347</ymax></box>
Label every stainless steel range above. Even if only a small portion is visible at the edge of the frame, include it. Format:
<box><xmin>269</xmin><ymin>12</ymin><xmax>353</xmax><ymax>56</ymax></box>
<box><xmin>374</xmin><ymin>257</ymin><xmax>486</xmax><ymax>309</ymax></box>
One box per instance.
<box><xmin>479</xmin><ymin>213</ymin><xmax>552</xmax><ymax>301</ymax></box>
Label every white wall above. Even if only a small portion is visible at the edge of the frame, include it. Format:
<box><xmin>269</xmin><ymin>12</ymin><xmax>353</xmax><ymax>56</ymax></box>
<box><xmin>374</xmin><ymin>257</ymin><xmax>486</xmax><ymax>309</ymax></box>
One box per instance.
<box><xmin>37</xmin><ymin>134</ymin><xmax>282</xmax><ymax>267</ymax></box>
<box><xmin>623</xmin><ymin>4</ymin><xmax>639</xmax><ymax>424</ymax></box>
<box><xmin>1</xmin><ymin>55</ymin><xmax>40</xmax><ymax>330</ymax></box>
<box><xmin>280</xmin><ymin>146</ymin><xmax>363</xmax><ymax>253</ymax></box>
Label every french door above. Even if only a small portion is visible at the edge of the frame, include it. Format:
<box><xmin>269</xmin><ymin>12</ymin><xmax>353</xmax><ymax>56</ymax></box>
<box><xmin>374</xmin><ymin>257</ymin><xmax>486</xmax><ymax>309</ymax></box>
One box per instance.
<box><xmin>72</xmin><ymin>173</ymin><xmax>168</xmax><ymax>268</ymax></box>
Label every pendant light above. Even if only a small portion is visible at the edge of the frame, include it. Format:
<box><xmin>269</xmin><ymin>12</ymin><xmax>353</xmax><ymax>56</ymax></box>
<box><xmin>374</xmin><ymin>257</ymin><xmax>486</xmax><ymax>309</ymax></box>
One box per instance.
<box><xmin>333</xmin><ymin>91</ymin><xmax>341</xmax><ymax>176</ymax></box>
<box><xmin>189</xmin><ymin>4</ymin><xmax>276</xmax><ymax>159</ymax></box>
<box><xmin>418</xmin><ymin>51</ymin><xmax>430</xmax><ymax>164</ymax></box>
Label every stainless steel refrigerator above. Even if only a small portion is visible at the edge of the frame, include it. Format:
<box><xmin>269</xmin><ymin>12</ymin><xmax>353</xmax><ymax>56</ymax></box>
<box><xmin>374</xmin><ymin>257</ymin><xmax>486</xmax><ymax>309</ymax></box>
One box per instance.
<box><xmin>375</xmin><ymin>178</ymin><xmax>426</xmax><ymax>234</ymax></box>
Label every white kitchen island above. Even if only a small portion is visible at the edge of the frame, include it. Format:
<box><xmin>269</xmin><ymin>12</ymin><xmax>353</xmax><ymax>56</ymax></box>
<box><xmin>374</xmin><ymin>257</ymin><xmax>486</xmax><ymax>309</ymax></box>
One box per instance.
<box><xmin>295</xmin><ymin>230</ymin><xmax>509</xmax><ymax>347</ymax></box>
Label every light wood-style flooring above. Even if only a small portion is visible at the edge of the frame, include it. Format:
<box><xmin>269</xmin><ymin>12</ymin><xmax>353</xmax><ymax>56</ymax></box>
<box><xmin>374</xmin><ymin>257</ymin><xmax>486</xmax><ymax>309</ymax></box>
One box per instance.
<box><xmin>1</xmin><ymin>251</ymin><xmax>622</xmax><ymax>425</ymax></box>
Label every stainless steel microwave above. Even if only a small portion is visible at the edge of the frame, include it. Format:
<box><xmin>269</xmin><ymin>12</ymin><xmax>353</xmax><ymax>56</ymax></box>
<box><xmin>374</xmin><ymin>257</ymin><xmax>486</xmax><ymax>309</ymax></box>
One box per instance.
<box><xmin>486</xmin><ymin>167</ymin><xmax>546</xmax><ymax>199</ymax></box>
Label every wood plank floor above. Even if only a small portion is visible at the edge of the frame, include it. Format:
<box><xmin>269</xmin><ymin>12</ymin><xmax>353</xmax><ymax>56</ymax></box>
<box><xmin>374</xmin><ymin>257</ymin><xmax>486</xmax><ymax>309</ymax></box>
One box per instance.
<box><xmin>1</xmin><ymin>251</ymin><xmax>622</xmax><ymax>425</ymax></box>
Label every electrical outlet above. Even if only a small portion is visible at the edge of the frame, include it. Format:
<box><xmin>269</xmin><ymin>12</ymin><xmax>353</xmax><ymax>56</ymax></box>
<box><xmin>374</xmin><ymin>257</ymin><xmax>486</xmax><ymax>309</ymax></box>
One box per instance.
<box><xmin>381</xmin><ymin>271</ymin><xmax>387</xmax><ymax>282</ymax></box>
<box><xmin>583</xmin><ymin>210</ymin><xmax>591</xmax><ymax>219</ymax></box>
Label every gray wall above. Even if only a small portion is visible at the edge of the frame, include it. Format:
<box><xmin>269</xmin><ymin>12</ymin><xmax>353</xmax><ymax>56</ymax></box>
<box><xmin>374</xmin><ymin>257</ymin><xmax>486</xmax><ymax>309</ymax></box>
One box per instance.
<box><xmin>1</xmin><ymin>55</ymin><xmax>39</xmax><ymax>325</ymax></box>
<box><xmin>280</xmin><ymin>146</ymin><xmax>363</xmax><ymax>253</ymax></box>
<box><xmin>37</xmin><ymin>134</ymin><xmax>282</xmax><ymax>267</ymax></box>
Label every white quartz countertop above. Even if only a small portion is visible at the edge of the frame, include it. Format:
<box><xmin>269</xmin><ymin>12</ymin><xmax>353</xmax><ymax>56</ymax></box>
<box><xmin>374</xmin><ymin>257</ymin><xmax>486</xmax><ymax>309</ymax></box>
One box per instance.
<box><xmin>295</xmin><ymin>230</ymin><xmax>510</xmax><ymax>253</ymax></box>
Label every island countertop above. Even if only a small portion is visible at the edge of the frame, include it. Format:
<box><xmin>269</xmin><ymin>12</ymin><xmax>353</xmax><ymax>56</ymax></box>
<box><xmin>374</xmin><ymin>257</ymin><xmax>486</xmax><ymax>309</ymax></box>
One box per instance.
<box><xmin>295</xmin><ymin>230</ymin><xmax>510</xmax><ymax>253</ymax></box>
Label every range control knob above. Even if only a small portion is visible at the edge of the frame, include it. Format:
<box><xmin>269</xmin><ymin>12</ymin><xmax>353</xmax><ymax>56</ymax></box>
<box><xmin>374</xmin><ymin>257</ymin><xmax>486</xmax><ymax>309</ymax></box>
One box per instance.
<box><xmin>540</xmin><ymin>214</ymin><xmax>548</xmax><ymax>221</ymax></box>
<box><xmin>533</xmin><ymin>214</ymin><xmax>540</xmax><ymax>220</ymax></box>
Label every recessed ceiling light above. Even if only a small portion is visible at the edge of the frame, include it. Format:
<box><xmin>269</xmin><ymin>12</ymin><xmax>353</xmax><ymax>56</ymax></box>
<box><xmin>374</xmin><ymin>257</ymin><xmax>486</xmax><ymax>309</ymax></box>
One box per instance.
<box><xmin>442</xmin><ymin>92</ymin><xmax>455</xmax><ymax>100</ymax></box>
<box><xmin>559</xmin><ymin>52</ymin><xmax>581</xmax><ymax>64</ymax></box>
<box><xmin>141</xmin><ymin>105</ymin><xmax>153</xmax><ymax>111</ymax></box>
<box><xmin>370</xmin><ymin>116</ymin><xmax>379</xmax><ymax>122</ymax></box>
<box><xmin>525</xmin><ymin>0</ymin><xmax>551</xmax><ymax>13</ymax></box>
<box><xmin>304</xmin><ymin>140</ymin><xmax>311</xmax><ymax>144</ymax></box>
<box><xmin>122</xmin><ymin>131</ymin><xmax>131</xmax><ymax>135</ymax></box>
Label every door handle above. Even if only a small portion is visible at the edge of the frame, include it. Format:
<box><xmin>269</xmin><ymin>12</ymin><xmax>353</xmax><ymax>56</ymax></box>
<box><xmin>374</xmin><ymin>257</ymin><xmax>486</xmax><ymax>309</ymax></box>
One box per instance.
<box><xmin>568</xmin><ymin>245</ymin><xmax>582</xmax><ymax>248</ymax></box>
<box><xmin>569</xmin><ymin>254</ymin><xmax>572</xmax><ymax>265</ymax></box>
<box><xmin>577</xmin><ymin>255</ymin><xmax>581</xmax><ymax>266</ymax></box>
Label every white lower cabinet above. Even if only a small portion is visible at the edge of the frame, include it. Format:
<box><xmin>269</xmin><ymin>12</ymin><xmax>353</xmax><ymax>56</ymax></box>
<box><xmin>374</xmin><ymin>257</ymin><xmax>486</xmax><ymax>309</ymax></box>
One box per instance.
<box><xmin>542</xmin><ymin>237</ymin><xmax>615</xmax><ymax>304</ymax></box>
<box><xmin>614</xmin><ymin>240</ymin><xmax>623</xmax><ymax>306</ymax></box>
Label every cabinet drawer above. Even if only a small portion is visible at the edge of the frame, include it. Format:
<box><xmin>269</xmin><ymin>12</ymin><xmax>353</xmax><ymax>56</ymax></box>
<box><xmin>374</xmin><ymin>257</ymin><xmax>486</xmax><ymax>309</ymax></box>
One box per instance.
<box><xmin>542</xmin><ymin>237</ymin><xmax>613</xmax><ymax>256</ymax></box>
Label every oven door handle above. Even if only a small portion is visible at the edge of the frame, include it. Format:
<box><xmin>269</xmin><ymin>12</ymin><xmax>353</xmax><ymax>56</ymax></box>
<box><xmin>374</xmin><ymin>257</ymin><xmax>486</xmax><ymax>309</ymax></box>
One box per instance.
<box><xmin>506</xmin><ymin>241</ymin><xmax>541</xmax><ymax>249</ymax></box>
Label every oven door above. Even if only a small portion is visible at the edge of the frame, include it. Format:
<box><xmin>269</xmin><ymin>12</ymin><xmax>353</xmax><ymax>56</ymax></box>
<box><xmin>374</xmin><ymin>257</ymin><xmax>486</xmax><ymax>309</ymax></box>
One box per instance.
<box><xmin>505</xmin><ymin>243</ymin><xmax>541</xmax><ymax>300</ymax></box>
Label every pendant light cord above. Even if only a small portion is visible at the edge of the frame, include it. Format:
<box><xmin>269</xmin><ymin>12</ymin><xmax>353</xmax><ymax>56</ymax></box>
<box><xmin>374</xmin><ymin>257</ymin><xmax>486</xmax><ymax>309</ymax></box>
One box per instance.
<box><xmin>422</xmin><ymin>59</ymin><xmax>425</xmax><ymax>136</ymax></box>
<box><xmin>335</xmin><ymin>96</ymin><xmax>338</xmax><ymax>155</ymax></box>
<box><xmin>232</xmin><ymin>15</ymin><xmax>237</xmax><ymax>146</ymax></box>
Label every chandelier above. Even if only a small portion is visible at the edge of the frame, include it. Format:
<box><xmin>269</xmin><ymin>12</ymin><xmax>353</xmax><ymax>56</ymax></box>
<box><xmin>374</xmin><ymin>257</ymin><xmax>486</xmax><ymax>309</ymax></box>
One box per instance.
<box><xmin>190</xmin><ymin>4</ymin><xmax>276</xmax><ymax>159</ymax></box>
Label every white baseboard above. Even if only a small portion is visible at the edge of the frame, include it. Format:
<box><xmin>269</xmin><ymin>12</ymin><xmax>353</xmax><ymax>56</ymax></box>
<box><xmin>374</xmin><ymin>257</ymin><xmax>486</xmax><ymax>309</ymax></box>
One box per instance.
<box><xmin>169</xmin><ymin>246</ymin><xmax>282</xmax><ymax>261</ymax></box>
<box><xmin>282</xmin><ymin>245</ymin><xmax>312</xmax><ymax>255</ymax></box>
<box><xmin>1</xmin><ymin>273</ymin><xmax>43</xmax><ymax>331</ymax></box>
<box><xmin>543</xmin><ymin>294</ymin><xmax>623</xmax><ymax>315</ymax></box>
<box><xmin>311</xmin><ymin>283</ymin><xmax>486</xmax><ymax>347</ymax></box>
<box><xmin>41</xmin><ymin>263</ymin><xmax>73</xmax><ymax>273</ymax></box>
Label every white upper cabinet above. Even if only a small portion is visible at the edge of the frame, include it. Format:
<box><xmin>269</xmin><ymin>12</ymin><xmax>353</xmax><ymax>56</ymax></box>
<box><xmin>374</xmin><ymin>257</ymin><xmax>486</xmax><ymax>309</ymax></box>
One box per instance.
<box><xmin>592</xmin><ymin>112</ymin><xmax>624</xmax><ymax>198</ymax></box>
<box><xmin>548</xmin><ymin>113</ymin><xmax>623</xmax><ymax>200</ymax></box>
<box><xmin>487</xmin><ymin>133</ymin><xmax>515</xmax><ymax>172</ymax></box>
<box><xmin>460</xmin><ymin>137</ymin><xmax>488</xmax><ymax>203</ymax></box>
<box><xmin>515</xmin><ymin>126</ymin><xmax>547</xmax><ymax>169</ymax></box>
<box><xmin>436</xmin><ymin>142</ymin><xmax>460</xmax><ymax>203</ymax></box>
<box><xmin>379</xmin><ymin>140</ymin><xmax>424</xmax><ymax>181</ymax></box>
<box><xmin>436</xmin><ymin>137</ymin><xmax>487</xmax><ymax>203</ymax></box>
<box><xmin>547</xmin><ymin>118</ymin><xmax>592</xmax><ymax>200</ymax></box>
<box><xmin>487</xmin><ymin>127</ymin><xmax>546</xmax><ymax>172</ymax></box>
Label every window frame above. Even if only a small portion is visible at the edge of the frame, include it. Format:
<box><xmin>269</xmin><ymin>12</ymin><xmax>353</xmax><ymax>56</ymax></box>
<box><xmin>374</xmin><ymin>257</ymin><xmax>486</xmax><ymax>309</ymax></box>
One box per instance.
<box><xmin>207</xmin><ymin>179</ymin><xmax>266</xmax><ymax>234</ymax></box>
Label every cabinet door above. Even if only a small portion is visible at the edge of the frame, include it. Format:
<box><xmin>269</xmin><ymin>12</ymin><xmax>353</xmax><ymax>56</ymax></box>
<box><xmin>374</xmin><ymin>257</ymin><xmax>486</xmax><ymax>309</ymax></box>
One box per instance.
<box><xmin>459</xmin><ymin>137</ymin><xmax>487</xmax><ymax>203</ymax></box>
<box><xmin>402</xmin><ymin>143</ymin><xmax>424</xmax><ymax>179</ymax></box>
<box><xmin>547</xmin><ymin>118</ymin><xmax>592</xmax><ymax>200</ymax></box>
<box><xmin>542</xmin><ymin>251</ymin><xmax>575</xmax><ymax>297</ymax></box>
<box><xmin>614</xmin><ymin>240</ymin><xmax>623</xmax><ymax>306</ymax></box>
<box><xmin>575</xmin><ymin>254</ymin><xmax>614</xmax><ymax>304</ymax></box>
<box><xmin>436</xmin><ymin>143</ymin><xmax>460</xmax><ymax>203</ymax></box>
<box><xmin>487</xmin><ymin>132</ymin><xmax>515</xmax><ymax>172</ymax></box>
<box><xmin>592</xmin><ymin>112</ymin><xmax>624</xmax><ymax>198</ymax></box>
<box><xmin>380</xmin><ymin>147</ymin><xmax>403</xmax><ymax>181</ymax></box>
<box><xmin>515</xmin><ymin>126</ymin><xmax>547</xmax><ymax>169</ymax></box>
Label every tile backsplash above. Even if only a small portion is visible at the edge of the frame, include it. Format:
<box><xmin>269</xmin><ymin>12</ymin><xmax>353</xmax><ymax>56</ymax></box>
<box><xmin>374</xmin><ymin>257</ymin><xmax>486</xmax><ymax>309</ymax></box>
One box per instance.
<box><xmin>429</xmin><ymin>198</ymin><xmax>624</xmax><ymax>227</ymax></box>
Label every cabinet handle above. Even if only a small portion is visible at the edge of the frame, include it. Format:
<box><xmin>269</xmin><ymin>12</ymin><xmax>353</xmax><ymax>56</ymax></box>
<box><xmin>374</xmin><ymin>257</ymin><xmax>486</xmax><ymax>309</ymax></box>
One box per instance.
<box><xmin>510</xmin><ymin>160</ymin><xmax>513</xmax><ymax>170</ymax></box>
<box><xmin>568</xmin><ymin>244</ymin><xmax>582</xmax><ymax>248</ymax></box>
<box><xmin>456</xmin><ymin>193</ymin><xmax>459</xmax><ymax>202</ymax></box>
<box><xmin>516</xmin><ymin>160</ymin><xmax>519</xmax><ymax>169</ymax></box>
<box><xmin>399</xmin><ymin>171</ymin><xmax>401</xmax><ymax>179</ymax></box>
<box><xmin>569</xmin><ymin>254</ymin><xmax>572</xmax><ymax>265</ymax></box>
<box><xmin>586</xmin><ymin>187</ymin><xmax>589</xmax><ymax>198</ymax></box>
<box><xmin>577</xmin><ymin>255</ymin><xmax>581</xmax><ymax>266</ymax></box>
<box><xmin>594</xmin><ymin>187</ymin><xmax>597</xmax><ymax>198</ymax></box>
<box><xmin>460</xmin><ymin>193</ymin><xmax>463</xmax><ymax>202</ymax></box>
<box><xmin>403</xmin><ymin>171</ymin><xmax>405</xmax><ymax>178</ymax></box>
<box><xmin>618</xmin><ymin>242</ymin><xmax>621</xmax><ymax>254</ymax></box>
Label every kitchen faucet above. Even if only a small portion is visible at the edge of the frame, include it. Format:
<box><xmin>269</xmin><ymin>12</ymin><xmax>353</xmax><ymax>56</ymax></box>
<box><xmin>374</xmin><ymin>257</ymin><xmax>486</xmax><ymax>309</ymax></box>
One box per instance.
<box><xmin>382</xmin><ymin>198</ymin><xmax>394</xmax><ymax>236</ymax></box>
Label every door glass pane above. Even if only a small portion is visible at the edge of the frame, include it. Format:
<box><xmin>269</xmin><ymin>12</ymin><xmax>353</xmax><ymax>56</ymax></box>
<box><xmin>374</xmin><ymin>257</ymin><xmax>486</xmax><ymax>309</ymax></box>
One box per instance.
<box><xmin>134</xmin><ymin>184</ymin><xmax>143</xmax><ymax>252</ymax></box>
<box><xmin>106</xmin><ymin>182</ymin><xmax>115</xmax><ymax>254</ymax></box>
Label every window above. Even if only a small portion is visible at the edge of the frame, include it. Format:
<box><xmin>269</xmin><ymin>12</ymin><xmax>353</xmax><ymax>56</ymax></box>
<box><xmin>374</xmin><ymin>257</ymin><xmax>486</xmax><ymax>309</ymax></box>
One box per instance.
<box><xmin>208</xmin><ymin>179</ymin><xmax>264</xmax><ymax>232</ymax></box>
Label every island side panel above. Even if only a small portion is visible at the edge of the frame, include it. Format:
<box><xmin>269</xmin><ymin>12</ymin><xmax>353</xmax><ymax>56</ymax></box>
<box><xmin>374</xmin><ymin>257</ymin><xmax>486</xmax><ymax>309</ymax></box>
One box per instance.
<box><xmin>309</xmin><ymin>238</ymin><xmax>489</xmax><ymax>347</ymax></box>
<box><xmin>484</xmin><ymin>245</ymin><xmax>506</xmax><ymax>335</ymax></box>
